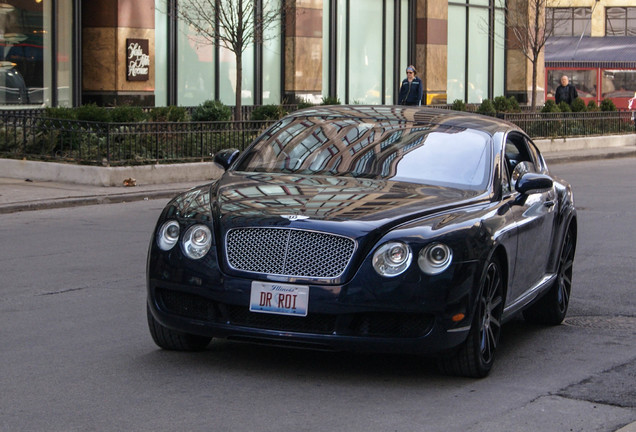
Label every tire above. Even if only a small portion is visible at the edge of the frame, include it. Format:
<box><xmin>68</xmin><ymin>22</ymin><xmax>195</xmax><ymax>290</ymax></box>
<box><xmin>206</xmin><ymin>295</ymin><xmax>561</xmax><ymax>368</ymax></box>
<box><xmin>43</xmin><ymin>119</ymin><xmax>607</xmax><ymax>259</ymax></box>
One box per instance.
<box><xmin>437</xmin><ymin>257</ymin><xmax>504</xmax><ymax>378</ymax></box>
<box><xmin>523</xmin><ymin>226</ymin><xmax>575</xmax><ymax>326</ymax></box>
<box><xmin>147</xmin><ymin>304</ymin><xmax>212</xmax><ymax>351</ymax></box>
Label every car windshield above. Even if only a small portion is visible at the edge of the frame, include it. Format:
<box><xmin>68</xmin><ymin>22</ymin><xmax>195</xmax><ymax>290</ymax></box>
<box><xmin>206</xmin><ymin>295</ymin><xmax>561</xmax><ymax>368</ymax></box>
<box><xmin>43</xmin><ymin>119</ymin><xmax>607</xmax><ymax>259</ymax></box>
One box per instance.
<box><xmin>234</xmin><ymin>116</ymin><xmax>492</xmax><ymax>190</ymax></box>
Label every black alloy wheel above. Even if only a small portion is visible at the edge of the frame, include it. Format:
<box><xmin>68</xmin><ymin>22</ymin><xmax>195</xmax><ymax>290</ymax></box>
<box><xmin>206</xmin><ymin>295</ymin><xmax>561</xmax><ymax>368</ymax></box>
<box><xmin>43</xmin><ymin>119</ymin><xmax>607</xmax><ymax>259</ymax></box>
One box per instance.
<box><xmin>147</xmin><ymin>304</ymin><xmax>212</xmax><ymax>351</ymax></box>
<box><xmin>438</xmin><ymin>257</ymin><xmax>504</xmax><ymax>378</ymax></box>
<box><xmin>523</xmin><ymin>226</ymin><xmax>575</xmax><ymax>325</ymax></box>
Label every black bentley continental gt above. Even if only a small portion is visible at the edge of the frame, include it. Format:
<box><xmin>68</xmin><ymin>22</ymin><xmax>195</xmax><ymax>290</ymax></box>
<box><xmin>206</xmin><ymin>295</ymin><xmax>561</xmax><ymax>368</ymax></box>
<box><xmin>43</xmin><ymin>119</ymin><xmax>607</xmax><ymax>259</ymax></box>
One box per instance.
<box><xmin>146</xmin><ymin>105</ymin><xmax>577</xmax><ymax>377</ymax></box>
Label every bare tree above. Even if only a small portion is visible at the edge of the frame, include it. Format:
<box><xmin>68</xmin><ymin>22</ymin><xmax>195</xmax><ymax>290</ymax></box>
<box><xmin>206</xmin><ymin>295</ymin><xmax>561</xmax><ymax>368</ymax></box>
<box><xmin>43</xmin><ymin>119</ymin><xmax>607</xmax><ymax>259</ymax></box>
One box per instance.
<box><xmin>164</xmin><ymin>0</ymin><xmax>283</xmax><ymax>120</ymax></box>
<box><xmin>504</xmin><ymin>0</ymin><xmax>556</xmax><ymax>110</ymax></box>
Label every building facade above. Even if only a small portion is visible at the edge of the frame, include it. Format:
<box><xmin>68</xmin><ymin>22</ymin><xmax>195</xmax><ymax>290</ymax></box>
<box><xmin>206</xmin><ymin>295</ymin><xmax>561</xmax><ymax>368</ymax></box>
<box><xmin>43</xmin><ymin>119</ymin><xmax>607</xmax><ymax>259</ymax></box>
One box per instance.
<box><xmin>12</xmin><ymin>0</ymin><xmax>628</xmax><ymax>110</ymax></box>
<box><xmin>545</xmin><ymin>0</ymin><xmax>636</xmax><ymax>109</ymax></box>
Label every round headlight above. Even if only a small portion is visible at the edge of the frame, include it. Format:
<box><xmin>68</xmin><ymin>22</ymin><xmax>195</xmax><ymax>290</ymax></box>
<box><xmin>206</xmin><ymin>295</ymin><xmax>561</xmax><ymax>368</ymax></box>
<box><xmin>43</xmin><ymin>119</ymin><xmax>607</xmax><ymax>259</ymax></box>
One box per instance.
<box><xmin>418</xmin><ymin>243</ymin><xmax>453</xmax><ymax>275</ymax></box>
<box><xmin>182</xmin><ymin>224</ymin><xmax>212</xmax><ymax>259</ymax></box>
<box><xmin>372</xmin><ymin>242</ymin><xmax>412</xmax><ymax>277</ymax></box>
<box><xmin>157</xmin><ymin>220</ymin><xmax>180</xmax><ymax>251</ymax></box>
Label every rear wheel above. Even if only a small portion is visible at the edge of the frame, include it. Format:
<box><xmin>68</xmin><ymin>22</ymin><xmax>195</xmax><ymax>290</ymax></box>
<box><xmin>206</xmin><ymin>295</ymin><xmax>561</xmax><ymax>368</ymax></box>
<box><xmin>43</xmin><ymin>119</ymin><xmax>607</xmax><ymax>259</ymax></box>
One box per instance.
<box><xmin>147</xmin><ymin>304</ymin><xmax>212</xmax><ymax>351</ymax></box>
<box><xmin>523</xmin><ymin>227</ymin><xmax>575</xmax><ymax>325</ymax></box>
<box><xmin>438</xmin><ymin>257</ymin><xmax>504</xmax><ymax>378</ymax></box>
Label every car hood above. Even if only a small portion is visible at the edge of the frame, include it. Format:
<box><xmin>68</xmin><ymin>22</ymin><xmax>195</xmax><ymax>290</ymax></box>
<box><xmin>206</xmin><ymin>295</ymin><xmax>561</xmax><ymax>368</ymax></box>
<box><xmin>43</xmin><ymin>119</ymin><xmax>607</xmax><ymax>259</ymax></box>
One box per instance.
<box><xmin>177</xmin><ymin>172</ymin><xmax>487</xmax><ymax>237</ymax></box>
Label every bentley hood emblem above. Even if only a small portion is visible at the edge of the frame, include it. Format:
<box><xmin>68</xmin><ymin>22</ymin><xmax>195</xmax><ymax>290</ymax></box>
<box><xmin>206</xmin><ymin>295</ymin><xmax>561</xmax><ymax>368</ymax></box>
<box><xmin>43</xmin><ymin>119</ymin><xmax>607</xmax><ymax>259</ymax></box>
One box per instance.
<box><xmin>280</xmin><ymin>214</ymin><xmax>310</xmax><ymax>221</ymax></box>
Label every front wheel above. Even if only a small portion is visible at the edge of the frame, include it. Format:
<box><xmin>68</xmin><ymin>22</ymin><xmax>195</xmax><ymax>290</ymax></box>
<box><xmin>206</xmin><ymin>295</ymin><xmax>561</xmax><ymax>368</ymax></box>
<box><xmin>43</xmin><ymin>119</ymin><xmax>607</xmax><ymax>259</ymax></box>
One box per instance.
<box><xmin>523</xmin><ymin>226</ymin><xmax>575</xmax><ymax>325</ymax></box>
<box><xmin>437</xmin><ymin>257</ymin><xmax>504</xmax><ymax>378</ymax></box>
<box><xmin>147</xmin><ymin>304</ymin><xmax>212</xmax><ymax>351</ymax></box>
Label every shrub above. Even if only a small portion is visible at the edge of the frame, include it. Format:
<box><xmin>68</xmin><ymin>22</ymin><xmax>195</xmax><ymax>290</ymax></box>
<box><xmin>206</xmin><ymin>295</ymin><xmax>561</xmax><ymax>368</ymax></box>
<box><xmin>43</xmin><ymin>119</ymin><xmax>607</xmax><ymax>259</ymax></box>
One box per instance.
<box><xmin>44</xmin><ymin>107</ymin><xmax>77</xmax><ymax>120</ymax></box>
<box><xmin>493</xmin><ymin>96</ymin><xmax>510</xmax><ymax>112</ymax></box>
<box><xmin>541</xmin><ymin>100</ymin><xmax>560</xmax><ymax>113</ymax></box>
<box><xmin>507</xmin><ymin>96</ymin><xmax>521</xmax><ymax>113</ymax></box>
<box><xmin>76</xmin><ymin>103</ymin><xmax>111</xmax><ymax>122</ymax></box>
<box><xmin>321</xmin><ymin>96</ymin><xmax>341</xmax><ymax>105</ymax></box>
<box><xmin>451</xmin><ymin>99</ymin><xmax>466</xmax><ymax>111</ymax></box>
<box><xmin>149</xmin><ymin>106</ymin><xmax>189</xmax><ymax>122</ymax></box>
<box><xmin>587</xmin><ymin>100</ymin><xmax>599</xmax><ymax>112</ymax></box>
<box><xmin>557</xmin><ymin>101</ymin><xmax>572</xmax><ymax>112</ymax></box>
<box><xmin>251</xmin><ymin>104</ymin><xmax>287</xmax><ymax>121</ymax></box>
<box><xmin>476</xmin><ymin>99</ymin><xmax>496</xmax><ymax>116</ymax></box>
<box><xmin>110</xmin><ymin>105</ymin><xmax>146</xmax><ymax>123</ymax></box>
<box><xmin>297</xmin><ymin>99</ymin><xmax>314</xmax><ymax>109</ymax></box>
<box><xmin>600</xmin><ymin>98</ymin><xmax>617</xmax><ymax>112</ymax></box>
<box><xmin>570</xmin><ymin>97</ymin><xmax>587</xmax><ymax>113</ymax></box>
<box><xmin>191</xmin><ymin>100</ymin><xmax>231</xmax><ymax>122</ymax></box>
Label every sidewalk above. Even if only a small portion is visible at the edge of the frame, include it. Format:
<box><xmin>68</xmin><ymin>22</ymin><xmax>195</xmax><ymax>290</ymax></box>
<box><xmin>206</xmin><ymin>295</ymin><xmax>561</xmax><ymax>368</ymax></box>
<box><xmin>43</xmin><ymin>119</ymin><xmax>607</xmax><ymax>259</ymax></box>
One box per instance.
<box><xmin>1</xmin><ymin>144</ymin><xmax>635</xmax><ymax>214</ymax></box>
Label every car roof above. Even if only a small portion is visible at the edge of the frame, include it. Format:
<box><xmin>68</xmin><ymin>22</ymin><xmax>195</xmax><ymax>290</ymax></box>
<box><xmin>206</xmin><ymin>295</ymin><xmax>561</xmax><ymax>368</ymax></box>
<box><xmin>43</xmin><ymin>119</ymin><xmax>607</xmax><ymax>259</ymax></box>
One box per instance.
<box><xmin>289</xmin><ymin>105</ymin><xmax>522</xmax><ymax>137</ymax></box>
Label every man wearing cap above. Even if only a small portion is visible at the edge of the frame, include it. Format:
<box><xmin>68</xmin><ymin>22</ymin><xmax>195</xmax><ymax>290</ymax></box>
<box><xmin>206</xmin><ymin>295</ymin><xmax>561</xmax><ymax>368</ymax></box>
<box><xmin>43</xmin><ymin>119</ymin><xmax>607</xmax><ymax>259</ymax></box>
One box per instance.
<box><xmin>398</xmin><ymin>65</ymin><xmax>423</xmax><ymax>106</ymax></box>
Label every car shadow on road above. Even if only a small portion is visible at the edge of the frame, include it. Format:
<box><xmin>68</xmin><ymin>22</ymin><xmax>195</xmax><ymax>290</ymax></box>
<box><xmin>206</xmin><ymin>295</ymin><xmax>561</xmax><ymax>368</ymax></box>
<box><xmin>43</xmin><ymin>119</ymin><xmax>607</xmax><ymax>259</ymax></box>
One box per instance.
<box><xmin>140</xmin><ymin>315</ymin><xmax>564</xmax><ymax>383</ymax></box>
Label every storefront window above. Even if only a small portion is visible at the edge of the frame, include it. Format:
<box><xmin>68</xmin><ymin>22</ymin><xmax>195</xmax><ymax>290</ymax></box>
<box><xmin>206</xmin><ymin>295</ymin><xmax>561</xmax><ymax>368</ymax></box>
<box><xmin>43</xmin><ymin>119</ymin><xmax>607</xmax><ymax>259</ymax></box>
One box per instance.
<box><xmin>448</xmin><ymin>1</ymin><xmax>505</xmax><ymax>103</ymax></box>
<box><xmin>349</xmin><ymin>0</ymin><xmax>382</xmax><ymax>104</ymax></box>
<box><xmin>0</xmin><ymin>0</ymin><xmax>44</xmax><ymax>105</ymax></box>
<box><xmin>602</xmin><ymin>70</ymin><xmax>636</xmax><ymax>99</ymax></box>
<box><xmin>546</xmin><ymin>69</ymin><xmax>597</xmax><ymax>99</ymax></box>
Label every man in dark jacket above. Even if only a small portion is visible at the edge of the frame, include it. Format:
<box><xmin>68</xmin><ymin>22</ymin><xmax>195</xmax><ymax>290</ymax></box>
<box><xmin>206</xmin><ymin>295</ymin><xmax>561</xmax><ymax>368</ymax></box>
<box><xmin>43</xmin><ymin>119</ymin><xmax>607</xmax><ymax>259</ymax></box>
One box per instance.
<box><xmin>398</xmin><ymin>65</ymin><xmax>423</xmax><ymax>106</ymax></box>
<box><xmin>555</xmin><ymin>75</ymin><xmax>578</xmax><ymax>106</ymax></box>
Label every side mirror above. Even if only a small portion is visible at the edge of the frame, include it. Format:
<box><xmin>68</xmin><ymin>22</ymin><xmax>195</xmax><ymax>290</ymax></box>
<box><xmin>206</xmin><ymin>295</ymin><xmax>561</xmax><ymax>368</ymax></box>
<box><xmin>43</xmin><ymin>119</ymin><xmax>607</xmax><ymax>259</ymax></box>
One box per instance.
<box><xmin>214</xmin><ymin>148</ymin><xmax>240</xmax><ymax>170</ymax></box>
<box><xmin>515</xmin><ymin>172</ymin><xmax>553</xmax><ymax>195</ymax></box>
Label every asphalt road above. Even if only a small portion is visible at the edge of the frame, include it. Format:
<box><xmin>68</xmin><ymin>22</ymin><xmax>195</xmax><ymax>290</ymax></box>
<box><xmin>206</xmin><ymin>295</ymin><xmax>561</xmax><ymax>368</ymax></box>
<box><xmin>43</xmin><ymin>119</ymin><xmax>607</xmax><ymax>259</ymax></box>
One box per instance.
<box><xmin>0</xmin><ymin>158</ymin><xmax>634</xmax><ymax>432</ymax></box>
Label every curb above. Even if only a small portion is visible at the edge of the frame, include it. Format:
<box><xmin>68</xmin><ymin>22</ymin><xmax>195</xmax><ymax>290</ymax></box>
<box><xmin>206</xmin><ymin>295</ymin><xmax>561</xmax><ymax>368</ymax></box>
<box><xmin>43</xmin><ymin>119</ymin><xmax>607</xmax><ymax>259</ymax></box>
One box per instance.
<box><xmin>0</xmin><ymin>189</ymin><xmax>183</xmax><ymax>214</ymax></box>
<box><xmin>1</xmin><ymin>149</ymin><xmax>635</xmax><ymax>214</ymax></box>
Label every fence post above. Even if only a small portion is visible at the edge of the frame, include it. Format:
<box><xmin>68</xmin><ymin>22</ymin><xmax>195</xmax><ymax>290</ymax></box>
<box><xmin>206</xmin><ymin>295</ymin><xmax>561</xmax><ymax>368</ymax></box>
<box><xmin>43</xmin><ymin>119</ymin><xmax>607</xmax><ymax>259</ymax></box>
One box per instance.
<box><xmin>106</xmin><ymin>122</ymin><xmax>111</xmax><ymax>166</ymax></box>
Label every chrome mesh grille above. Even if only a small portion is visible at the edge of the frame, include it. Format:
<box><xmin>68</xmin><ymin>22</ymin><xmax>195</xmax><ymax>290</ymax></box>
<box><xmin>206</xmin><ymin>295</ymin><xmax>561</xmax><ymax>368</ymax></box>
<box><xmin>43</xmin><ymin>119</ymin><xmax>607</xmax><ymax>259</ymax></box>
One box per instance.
<box><xmin>225</xmin><ymin>228</ymin><xmax>355</xmax><ymax>278</ymax></box>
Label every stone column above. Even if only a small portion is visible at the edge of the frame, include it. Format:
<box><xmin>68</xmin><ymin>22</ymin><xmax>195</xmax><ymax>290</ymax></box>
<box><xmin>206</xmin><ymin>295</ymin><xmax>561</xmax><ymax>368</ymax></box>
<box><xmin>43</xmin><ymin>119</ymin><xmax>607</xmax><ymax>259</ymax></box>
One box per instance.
<box><xmin>284</xmin><ymin>0</ymin><xmax>323</xmax><ymax>103</ymax></box>
<box><xmin>415</xmin><ymin>0</ymin><xmax>447</xmax><ymax>105</ymax></box>
<box><xmin>82</xmin><ymin>0</ymin><xmax>155</xmax><ymax>106</ymax></box>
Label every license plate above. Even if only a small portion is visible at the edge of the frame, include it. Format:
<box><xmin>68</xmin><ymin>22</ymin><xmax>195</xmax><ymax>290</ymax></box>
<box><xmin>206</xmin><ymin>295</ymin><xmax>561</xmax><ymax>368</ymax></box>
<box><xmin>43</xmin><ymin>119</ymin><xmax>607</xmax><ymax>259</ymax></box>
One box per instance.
<box><xmin>249</xmin><ymin>281</ymin><xmax>309</xmax><ymax>317</ymax></box>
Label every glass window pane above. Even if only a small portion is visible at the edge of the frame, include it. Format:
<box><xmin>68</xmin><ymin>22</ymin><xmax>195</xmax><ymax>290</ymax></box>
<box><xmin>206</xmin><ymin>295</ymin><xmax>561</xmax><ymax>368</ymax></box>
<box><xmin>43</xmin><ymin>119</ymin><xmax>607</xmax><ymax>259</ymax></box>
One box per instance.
<box><xmin>1</xmin><ymin>0</ymin><xmax>45</xmax><ymax>105</ymax></box>
<box><xmin>322</xmin><ymin>0</ymin><xmax>330</xmax><ymax>100</ymax></box>
<box><xmin>547</xmin><ymin>69</ymin><xmax>596</xmax><ymax>100</ymax></box>
<box><xmin>467</xmin><ymin>8</ymin><xmax>488</xmax><ymax>103</ymax></box>
<box><xmin>574</xmin><ymin>7</ymin><xmax>591</xmax><ymax>19</ymax></box>
<box><xmin>349</xmin><ymin>0</ymin><xmax>382</xmax><ymax>104</ymax></box>
<box><xmin>607</xmin><ymin>19</ymin><xmax>625</xmax><ymax>36</ymax></box>
<box><xmin>155</xmin><ymin>0</ymin><xmax>168</xmax><ymax>106</ymax></box>
<box><xmin>573</xmin><ymin>21</ymin><xmax>589</xmax><ymax>37</ymax></box>
<box><xmin>447</xmin><ymin>5</ymin><xmax>466</xmax><ymax>102</ymax></box>
<box><xmin>553</xmin><ymin>20</ymin><xmax>571</xmax><ymax>36</ymax></box>
<box><xmin>56</xmin><ymin>0</ymin><xmax>73</xmax><ymax>106</ymax></box>
<box><xmin>606</xmin><ymin>8</ymin><xmax>625</xmax><ymax>19</ymax></box>
<box><xmin>336</xmin><ymin>0</ymin><xmax>346</xmax><ymax>101</ymax></box>
<box><xmin>493</xmin><ymin>9</ymin><xmax>505</xmax><ymax>98</ymax></box>
<box><xmin>384</xmin><ymin>0</ymin><xmax>394</xmax><ymax>103</ymax></box>
<box><xmin>602</xmin><ymin>70</ymin><xmax>636</xmax><ymax>98</ymax></box>
<box><xmin>262</xmin><ymin>0</ymin><xmax>282</xmax><ymax>104</ymax></box>
<box><xmin>177</xmin><ymin>23</ymin><xmax>214</xmax><ymax>105</ymax></box>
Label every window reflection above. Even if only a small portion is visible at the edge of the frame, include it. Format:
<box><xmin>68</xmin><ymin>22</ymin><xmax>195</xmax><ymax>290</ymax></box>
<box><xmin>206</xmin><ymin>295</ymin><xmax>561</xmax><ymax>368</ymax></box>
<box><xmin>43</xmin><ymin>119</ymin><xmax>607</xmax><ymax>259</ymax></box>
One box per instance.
<box><xmin>235</xmin><ymin>109</ymin><xmax>491</xmax><ymax>191</ymax></box>
<box><xmin>0</xmin><ymin>1</ymin><xmax>43</xmax><ymax>105</ymax></box>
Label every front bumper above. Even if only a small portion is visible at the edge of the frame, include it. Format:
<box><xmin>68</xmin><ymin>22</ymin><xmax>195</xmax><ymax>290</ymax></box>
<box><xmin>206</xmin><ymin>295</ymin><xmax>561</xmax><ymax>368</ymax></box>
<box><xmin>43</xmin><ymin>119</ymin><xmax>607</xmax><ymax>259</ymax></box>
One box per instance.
<box><xmin>146</xmin><ymin>260</ymin><xmax>480</xmax><ymax>355</ymax></box>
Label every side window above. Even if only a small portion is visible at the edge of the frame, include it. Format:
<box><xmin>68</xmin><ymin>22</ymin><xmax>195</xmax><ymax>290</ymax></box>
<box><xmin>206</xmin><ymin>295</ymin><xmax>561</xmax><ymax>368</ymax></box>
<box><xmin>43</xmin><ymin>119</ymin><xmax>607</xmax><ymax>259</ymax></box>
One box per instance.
<box><xmin>501</xmin><ymin>155</ymin><xmax>512</xmax><ymax>195</ymax></box>
<box><xmin>525</xmin><ymin>138</ymin><xmax>546</xmax><ymax>173</ymax></box>
<box><xmin>504</xmin><ymin>132</ymin><xmax>536</xmax><ymax>191</ymax></box>
<box><xmin>505</xmin><ymin>132</ymin><xmax>534</xmax><ymax>172</ymax></box>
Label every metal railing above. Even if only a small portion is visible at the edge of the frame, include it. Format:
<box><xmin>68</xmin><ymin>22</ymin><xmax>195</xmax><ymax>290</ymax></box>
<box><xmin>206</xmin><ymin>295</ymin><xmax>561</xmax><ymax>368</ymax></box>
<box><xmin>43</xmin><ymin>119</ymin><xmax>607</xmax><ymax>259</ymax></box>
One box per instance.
<box><xmin>0</xmin><ymin>113</ymin><xmax>275</xmax><ymax>166</ymax></box>
<box><xmin>501</xmin><ymin>111</ymin><xmax>635</xmax><ymax>139</ymax></box>
<box><xmin>1</xmin><ymin>109</ymin><xmax>634</xmax><ymax>165</ymax></box>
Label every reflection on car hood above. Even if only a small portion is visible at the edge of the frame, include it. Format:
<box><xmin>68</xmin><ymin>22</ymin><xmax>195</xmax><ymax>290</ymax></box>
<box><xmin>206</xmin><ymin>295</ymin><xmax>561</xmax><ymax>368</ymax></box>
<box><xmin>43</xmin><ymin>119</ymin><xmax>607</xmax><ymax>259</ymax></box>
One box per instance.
<box><xmin>205</xmin><ymin>172</ymin><xmax>487</xmax><ymax>234</ymax></box>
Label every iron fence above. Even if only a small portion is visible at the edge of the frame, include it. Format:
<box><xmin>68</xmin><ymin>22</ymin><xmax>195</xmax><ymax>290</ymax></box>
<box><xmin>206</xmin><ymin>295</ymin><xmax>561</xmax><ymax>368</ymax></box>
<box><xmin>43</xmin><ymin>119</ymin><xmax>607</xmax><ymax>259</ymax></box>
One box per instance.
<box><xmin>1</xmin><ymin>109</ymin><xmax>634</xmax><ymax>165</ymax></box>
<box><xmin>0</xmin><ymin>112</ymin><xmax>274</xmax><ymax>165</ymax></box>
<box><xmin>501</xmin><ymin>111</ymin><xmax>635</xmax><ymax>139</ymax></box>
